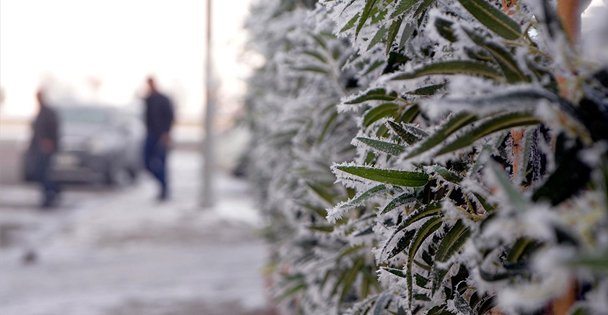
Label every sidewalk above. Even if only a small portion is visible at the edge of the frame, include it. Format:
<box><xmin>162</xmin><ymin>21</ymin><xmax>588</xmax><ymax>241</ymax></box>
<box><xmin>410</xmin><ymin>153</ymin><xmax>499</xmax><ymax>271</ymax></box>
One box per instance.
<box><xmin>0</xmin><ymin>150</ymin><xmax>272</xmax><ymax>315</ymax></box>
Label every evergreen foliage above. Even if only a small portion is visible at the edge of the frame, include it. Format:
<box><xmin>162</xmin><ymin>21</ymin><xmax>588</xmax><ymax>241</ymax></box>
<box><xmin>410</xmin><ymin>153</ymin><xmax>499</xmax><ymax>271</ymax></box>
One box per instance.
<box><xmin>244</xmin><ymin>0</ymin><xmax>608</xmax><ymax>314</ymax></box>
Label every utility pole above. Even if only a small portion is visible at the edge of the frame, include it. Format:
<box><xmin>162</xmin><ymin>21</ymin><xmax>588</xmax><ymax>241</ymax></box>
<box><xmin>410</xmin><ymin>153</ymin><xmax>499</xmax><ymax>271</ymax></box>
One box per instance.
<box><xmin>202</xmin><ymin>0</ymin><xmax>215</xmax><ymax>208</ymax></box>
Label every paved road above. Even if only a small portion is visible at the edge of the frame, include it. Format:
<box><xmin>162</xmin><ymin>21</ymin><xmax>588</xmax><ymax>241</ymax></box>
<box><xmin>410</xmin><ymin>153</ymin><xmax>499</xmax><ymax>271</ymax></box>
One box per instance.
<box><xmin>0</xmin><ymin>150</ymin><xmax>273</xmax><ymax>315</ymax></box>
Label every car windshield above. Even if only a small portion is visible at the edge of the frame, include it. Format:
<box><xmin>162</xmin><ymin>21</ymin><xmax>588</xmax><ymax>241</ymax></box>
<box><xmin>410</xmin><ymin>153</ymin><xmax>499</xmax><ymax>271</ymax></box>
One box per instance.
<box><xmin>59</xmin><ymin>107</ymin><xmax>112</xmax><ymax>125</ymax></box>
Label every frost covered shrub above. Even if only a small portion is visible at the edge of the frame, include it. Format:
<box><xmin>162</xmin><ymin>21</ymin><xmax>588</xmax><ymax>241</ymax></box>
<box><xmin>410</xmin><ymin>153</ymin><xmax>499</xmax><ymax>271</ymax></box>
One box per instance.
<box><xmin>244</xmin><ymin>1</ymin><xmax>383</xmax><ymax>313</ymax></box>
<box><xmin>245</xmin><ymin>0</ymin><xmax>608</xmax><ymax>314</ymax></box>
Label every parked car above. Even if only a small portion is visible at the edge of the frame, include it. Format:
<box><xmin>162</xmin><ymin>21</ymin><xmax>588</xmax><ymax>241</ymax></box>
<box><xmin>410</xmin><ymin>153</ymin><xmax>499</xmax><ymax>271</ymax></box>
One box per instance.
<box><xmin>24</xmin><ymin>104</ymin><xmax>145</xmax><ymax>185</ymax></box>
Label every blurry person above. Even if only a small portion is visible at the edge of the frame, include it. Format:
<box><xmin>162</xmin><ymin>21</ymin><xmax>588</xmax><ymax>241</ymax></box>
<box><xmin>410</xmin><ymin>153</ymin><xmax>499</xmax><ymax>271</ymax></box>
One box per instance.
<box><xmin>29</xmin><ymin>90</ymin><xmax>60</xmax><ymax>208</ymax></box>
<box><xmin>143</xmin><ymin>76</ymin><xmax>174</xmax><ymax>201</ymax></box>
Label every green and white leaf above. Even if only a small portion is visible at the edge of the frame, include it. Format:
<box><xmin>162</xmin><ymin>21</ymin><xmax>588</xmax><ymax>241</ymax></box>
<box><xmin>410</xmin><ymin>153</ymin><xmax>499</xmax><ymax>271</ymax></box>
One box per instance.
<box><xmin>356</xmin><ymin>137</ymin><xmax>406</xmax><ymax>155</ymax></box>
<box><xmin>435</xmin><ymin>112</ymin><xmax>540</xmax><ymax>156</ymax></box>
<box><xmin>334</xmin><ymin>165</ymin><xmax>429</xmax><ymax>187</ymax></box>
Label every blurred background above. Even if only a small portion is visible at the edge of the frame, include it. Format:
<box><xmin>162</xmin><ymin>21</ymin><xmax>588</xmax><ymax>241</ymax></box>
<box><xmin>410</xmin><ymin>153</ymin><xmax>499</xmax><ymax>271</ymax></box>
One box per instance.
<box><xmin>0</xmin><ymin>0</ymin><xmax>272</xmax><ymax>314</ymax></box>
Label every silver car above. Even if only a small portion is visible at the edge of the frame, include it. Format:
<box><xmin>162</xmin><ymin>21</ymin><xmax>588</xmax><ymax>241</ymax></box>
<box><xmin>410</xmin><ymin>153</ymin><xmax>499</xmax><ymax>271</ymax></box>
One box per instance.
<box><xmin>50</xmin><ymin>104</ymin><xmax>144</xmax><ymax>185</ymax></box>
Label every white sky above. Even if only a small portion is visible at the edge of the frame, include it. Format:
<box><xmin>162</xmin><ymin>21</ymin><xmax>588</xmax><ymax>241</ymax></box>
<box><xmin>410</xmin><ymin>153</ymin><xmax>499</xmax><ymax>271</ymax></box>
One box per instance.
<box><xmin>0</xmin><ymin>0</ymin><xmax>604</xmax><ymax>122</ymax></box>
<box><xmin>0</xmin><ymin>0</ymin><xmax>254</xmax><ymax>122</ymax></box>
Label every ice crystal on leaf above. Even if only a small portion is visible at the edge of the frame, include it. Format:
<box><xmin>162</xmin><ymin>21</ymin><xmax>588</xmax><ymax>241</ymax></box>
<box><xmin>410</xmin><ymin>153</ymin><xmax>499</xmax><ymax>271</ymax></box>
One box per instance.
<box><xmin>245</xmin><ymin>0</ymin><xmax>608</xmax><ymax>313</ymax></box>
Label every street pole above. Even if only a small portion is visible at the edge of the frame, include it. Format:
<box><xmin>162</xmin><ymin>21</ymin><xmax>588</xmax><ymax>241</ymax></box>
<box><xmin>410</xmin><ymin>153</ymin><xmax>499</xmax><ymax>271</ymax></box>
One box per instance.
<box><xmin>202</xmin><ymin>0</ymin><xmax>215</xmax><ymax>208</ymax></box>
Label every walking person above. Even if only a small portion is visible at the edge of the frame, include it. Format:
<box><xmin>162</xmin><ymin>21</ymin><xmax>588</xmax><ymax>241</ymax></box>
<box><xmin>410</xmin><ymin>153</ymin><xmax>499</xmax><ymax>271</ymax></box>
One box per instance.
<box><xmin>143</xmin><ymin>77</ymin><xmax>175</xmax><ymax>201</ymax></box>
<box><xmin>29</xmin><ymin>90</ymin><xmax>60</xmax><ymax>208</ymax></box>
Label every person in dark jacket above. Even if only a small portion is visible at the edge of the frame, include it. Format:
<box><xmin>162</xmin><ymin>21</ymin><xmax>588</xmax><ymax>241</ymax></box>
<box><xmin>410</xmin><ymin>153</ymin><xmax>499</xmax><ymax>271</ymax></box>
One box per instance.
<box><xmin>29</xmin><ymin>90</ymin><xmax>60</xmax><ymax>208</ymax></box>
<box><xmin>143</xmin><ymin>77</ymin><xmax>174</xmax><ymax>201</ymax></box>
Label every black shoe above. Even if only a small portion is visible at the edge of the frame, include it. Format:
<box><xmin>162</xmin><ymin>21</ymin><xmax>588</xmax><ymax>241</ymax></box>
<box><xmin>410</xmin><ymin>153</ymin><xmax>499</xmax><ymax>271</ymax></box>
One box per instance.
<box><xmin>22</xmin><ymin>249</ymin><xmax>38</xmax><ymax>265</ymax></box>
<box><xmin>40</xmin><ymin>191</ymin><xmax>59</xmax><ymax>209</ymax></box>
<box><xmin>157</xmin><ymin>190</ymin><xmax>169</xmax><ymax>202</ymax></box>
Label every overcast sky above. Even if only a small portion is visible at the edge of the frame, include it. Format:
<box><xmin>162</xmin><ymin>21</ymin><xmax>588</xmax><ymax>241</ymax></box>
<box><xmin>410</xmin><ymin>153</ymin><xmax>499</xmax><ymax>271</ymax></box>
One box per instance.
<box><xmin>1</xmin><ymin>0</ymin><xmax>605</xmax><ymax>121</ymax></box>
<box><xmin>0</xmin><ymin>0</ymin><xmax>253</xmax><ymax>122</ymax></box>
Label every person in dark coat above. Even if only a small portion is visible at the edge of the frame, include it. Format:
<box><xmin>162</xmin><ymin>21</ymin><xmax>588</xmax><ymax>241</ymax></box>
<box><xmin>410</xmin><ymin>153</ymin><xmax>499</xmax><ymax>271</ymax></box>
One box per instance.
<box><xmin>143</xmin><ymin>77</ymin><xmax>174</xmax><ymax>201</ymax></box>
<box><xmin>29</xmin><ymin>90</ymin><xmax>60</xmax><ymax>208</ymax></box>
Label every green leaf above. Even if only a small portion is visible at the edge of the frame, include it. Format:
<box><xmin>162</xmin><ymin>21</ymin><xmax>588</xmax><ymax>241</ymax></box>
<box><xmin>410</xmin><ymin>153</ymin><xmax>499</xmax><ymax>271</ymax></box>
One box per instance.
<box><xmin>399</xmin><ymin>104</ymin><xmax>420</xmax><ymax>123</ymax></box>
<box><xmin>360</xmin><ymin>267</ymin><xmax>376</xmax><ymax>301</ymax></box>
<box><xmin>341</xmin><ymin>0</ymin><xmax>359</xmax><ymax>15</ymax></box>
<box><xmin>356</xmin><ymin>0</ymin><xmax>379</xmax><ymax>37</ymax></box>
<box><xmin>433</xmin><ymin>165</ymin><xmax>463</xmax><ymax>183</ymax></box>
<box><xmin>346</xmin><ymin>88</ymin><xmax>399</xmax><ymax>104</ymax></box>
<box><xmin>569</xmin><ymin>251</ymin><xmax>608</xmax><ymax>273</ymax></box>
<box><xmin>386</xmin><ymin>17</ymin><xmax>404</xmax><ymax>53</ymax></box>
<box><xmin>363</xmin><ymin>103</ymin><xmax>400</xmax><ymax>127</ymax></box>
<box><xmin>295</xmin><ymin>201</ymin><xmax>328</xmax><ymax>217</ymax></box>
<box><xmin>427</xmin><ymin>305</ymin><xmax>457</xmax><ymax>315</ymax></box>
<box><xmin>381</xmin><ymin>266</ymin><xmax>407</xmax><ymax>278</ymax></box>
<box><xmin>487</xmin><ymin>162</ymin><xmax>528</xmax><ymax>212</ymax></box>
<box><xmin>292</xmin><ymin>65</ymin><xmax>330</xmax><ymax>74</ymax></box>
<box><xmin>368</xmin><ymin>26</ymin><xmax>388</xmax><ymax>50</ymax></box>
<box><xmin>388</xmin><ymin>121</ymin><xmax>428</xmax><ymax>145</ymax></box>
<box><xmin>476</xmin><ymin>296</ymin><xmax>497</xmax><ymax>314</ymax></box>
<box><xmin>457</xmin><ymin>0</ymin><xmax>522</xmax><ymax>40</ymax></box>
<box><xmin>301</xmin><ymin>50</ymin><xmax>328</xmax><ymax>64</ymax></box>
<box><xmin>435</xmin><ymin>112</ymin><xmax>540</xmax><ymax>156</ymax></box>
<box><xmin>307</xmin><ymin>182</ymin><xmax>337</xmax><ymax>205</ymax></box>
<box><xmin>391</xmin><ymin>0</ymin><xmax>418</xmax><ymax>18</ymax></box>
<box><xmin>331</xmin><ymin>268</ymin><xmax>350</xmax><ymax>297</ymax></box>
<box><xmin>380</xmin><ymin>192</ymin><xmax>415</xmax><ymax>214</ymax></box>
<box><xmin>388</xmin><ymin>229</ymin><xmax>417</xmax><ymax>259</ymax></box>
<box><xmin>349</xmin><ymin>295</ymin><xmax>378</xmax><ymax>315</ymax></box>
<box><xmin>414</xmin><ymin>273</ymin><xmax>430</xmax><ymax>288</ymax></box>
<box><xmin>404</xmin><ymin>112</ymin><xmax>478</xmax><ymax>159</ymax></box>
<box><xmin>507</xmin><ymin>238</ymin><xmax>535</xmax><ymax>263</ymax></box>
<box><xmin>362</xmin><ymin>60</ymin><xmax>386</xmax><ymax>77</ymax></box>
<box><xmin>276</xmin><ymin>282</ymin><xmax>306</xmax><ymax>302</ymax></box>
<box><xmin>407</xmin><ymin>216</ymin><xmax>443</xmax><ymax>305</ymax></box>
<box><xmin>409</xmin><ymin>218</ymin><xmax>443</xmax><ymax>261</ymax></box>
<box><xmin>413</xmin><ymin>0</ymin><xmax>436</xmax><ymax>17</ymax></box>
<box><xmin>317</xmin><ymin>110</ymin><xmax>338</xmax><ymax>144</ymax></box>
<box><xmin>340</xmin><ymin>257</ymin><xmax>365</xmax><ymax>302</ymax></box>
<box><xmin>338</xmin><ymin>244</ymin><xmax>366</xmax><ymax>260</ymax></box>
<box><xmin>356</xmin><ymin>137</ymin><xmax>406</xmax><ymax>155</ymax></box>
<box><xmin>448</xmin><ymin>88</ymin><xmax>585</xmax><ymax>135</ymax></box>
<box><xmin>335</xmin><ymin>165</ymin><xmax>429</xmax><ymax>187</ymax></box>
<box><xmin>479</xmin><ymin>267</ymin><xmax>514</xmax><ymax>282</ymax></box>
<box><xmin>399</xmin><ymin>22</ymin><xmax>416</xmax><ymax>47</ymax></box>
<box><xmin>392</xmin><ymin>61</ymin><xmax>503</xmax><ymax>81</ymax></box>
<box><xmin>434</xmin><ymin>17</ymin><xmax>457</xmax><ymax>42</ymax></box>
<box><xmin>309</xmin><ymin>33</ymin><xmax>328</xmax><ymax>50</ymax></box>
<box><xmin>413</xmin><ymin>293</ymin><xmax>432</xmax><ymax>301</ymax></box>
<box><xmin>372</xmin><ymin>292</ymin><xmax>392</xmax><ymax>315</ymax></box>
<box><xmin>380</xmin><ymin>203</ymin><xmax>441</xmax><ymax>258</ymax></box>
<box><xmin>406</xmin><ymin>83</ymin><xmax>446</xmax><ymax>96</ymax></box>
<box><xmin>431</xmin><ymin>266</ymin><xmax>451</xmax><ymax>294</ymax></box>
<box><xmin>568</xmin><ymin>305</ymin><xmax>592</xmax><ymax>315</ymax></box>
<box><xmin>338</xmin><ymin>184</ymin><xmax>387</xmax><ymax>209</ymax></box>
<box><xmin>404</xmin><ymin>202</ymin><xmax>442</xmax><ymax>227</ymax></box>
<box><xmin>473</xmin><ymin>192</ymin><xmax>495</xmax><ymax>213</ymax></box>
<box><xmin>463</xmin><ymin>28</ymin><xmax>528</xmax><ymax>83</ymax></box>
<box><xmin>307</xmin><ymin>224</ymin><xmax>335</xmax><ymax>233</ymax></box>
<box><xmin>340</xmin><ymin>12</ymin><xmax>360</xmax><ymax>33</ymax></box>
<box><xmin>435</xmin><ymin>220</ymin><xmax>471</xmax><ymax>262</ymax></box>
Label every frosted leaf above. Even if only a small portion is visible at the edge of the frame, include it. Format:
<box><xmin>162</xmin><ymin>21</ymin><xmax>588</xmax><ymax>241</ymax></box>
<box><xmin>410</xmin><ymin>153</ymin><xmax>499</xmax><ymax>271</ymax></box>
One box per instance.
<box><xmin>579</xmin><ymin>142</ymin><xmax>608</xmax><ymax>167</ymax></box>
<box><xmin>497</xmin><ymin>247</ymin><xmax>574</xmax><ymax>314</ymax></box>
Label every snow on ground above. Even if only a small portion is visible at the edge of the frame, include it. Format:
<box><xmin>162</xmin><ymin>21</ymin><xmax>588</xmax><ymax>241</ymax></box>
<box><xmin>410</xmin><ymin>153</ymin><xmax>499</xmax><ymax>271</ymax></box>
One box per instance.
<box><xmin>0</xmin><ymin>150</ymin><xmax>273</xmax><ymax>315</ymax></box>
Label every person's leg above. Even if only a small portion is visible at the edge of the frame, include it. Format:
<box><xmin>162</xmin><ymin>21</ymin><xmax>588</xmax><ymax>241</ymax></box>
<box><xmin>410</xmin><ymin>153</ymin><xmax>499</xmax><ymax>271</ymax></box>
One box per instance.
<box><xmin>35</xmin><ymin>151</ymin><xmax>53</xmax><ymax>207</ymax></box>
<box><xmin>47</xmin><ymin>154</ymin><xmax>60</xmax><ymax>198</ymax></box>
<box><xmin>144</xmin><ymin>137</ymin><xmax>169</xmax><ymax>200</ymax></box>
<box><xmin>156</xmin><ymin>142</ymin><xmax>168</xmax><ymax>200</ymax></box>
<box><xmin>143</xmin><ymin>137</ymin><xmax>155</xmax><ymax>175</ymax></box>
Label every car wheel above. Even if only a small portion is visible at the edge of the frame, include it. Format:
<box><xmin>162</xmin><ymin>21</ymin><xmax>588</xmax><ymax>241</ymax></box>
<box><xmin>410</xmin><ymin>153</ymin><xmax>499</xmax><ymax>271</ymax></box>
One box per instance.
<box><xmin>126</xmin><ymin>166</ymin><xmax>139</xmax><ymax>183</ymax></box>
<box><xmin>104</xmin><ymin>163</ymin><xmax>120</xmax><ymax>186</ymax></box>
